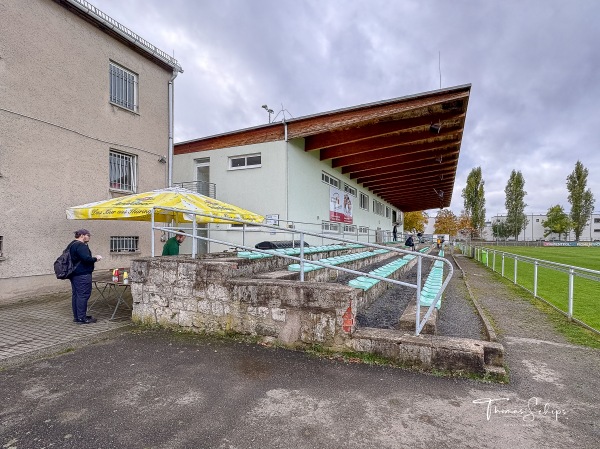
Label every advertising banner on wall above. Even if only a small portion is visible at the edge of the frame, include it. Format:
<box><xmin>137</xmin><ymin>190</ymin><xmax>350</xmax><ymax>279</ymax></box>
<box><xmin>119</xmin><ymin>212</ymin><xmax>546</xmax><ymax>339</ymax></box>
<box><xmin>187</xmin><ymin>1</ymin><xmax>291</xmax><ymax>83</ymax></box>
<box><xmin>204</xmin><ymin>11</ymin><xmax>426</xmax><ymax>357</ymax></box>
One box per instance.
<box><xmin>543</xmin><ymin>241</ymin><xmax>600</xmax><ymax>247</ymax></box>
<box><xmin>329</xmin><ymin>186</ymin><xmax>353</xmax><ymax>224</ymax></box>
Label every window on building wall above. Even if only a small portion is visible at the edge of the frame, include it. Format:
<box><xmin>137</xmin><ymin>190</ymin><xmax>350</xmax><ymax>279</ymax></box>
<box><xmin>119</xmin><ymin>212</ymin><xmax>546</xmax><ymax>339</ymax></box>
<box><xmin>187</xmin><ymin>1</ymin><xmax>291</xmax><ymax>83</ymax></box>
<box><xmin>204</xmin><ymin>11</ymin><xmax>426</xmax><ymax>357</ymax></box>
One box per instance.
<box><xmin>343</xmin><ymin>225</ymin><xmax>356</xmax><ymax>233</ymax></box>
<box><xmin>536</xmin><ymin>218</ymin><xmax>540</xmax><ymax>222</ymax></box>
<box><xmin>322</xmin><ymin>221</ymin><xmax>340</xmax><ymax>233</ymax></box>
<box><xmin>0</xmin><ymin>235</ymin><xmax>4</xmax><ymax>258</ymax></box>
<box><xmin>594</xmin><ymin>229</ymin><xmax>600</xmax><ymax>233</ymax></box>
<box><xmin>373</xmin><ymin>200</ymin><xmax>384</xmax><ymax>216</ymax></box>
<box><xmin>109</xmin><ymin>62</ymin><xmax>138</xmax><ymax>112</ymax></box>
<box><xmin>595</xmin><ymin>218</ymin><xmax>600</xmax><ymax>224</ymax></box>
<box><xmin>322</xmin><ymin>171</ymin><xmax>340</xmax><ymax>188</ymax></box>
<box><xmin>385</xmin><ymin>206</ymin><xmax>390</xmax><ymax>218</ymax></box>
<box><xmin>359</xmin><ymin>192</ymin><xmax>369</xmax><ymax>210</ymax></box>
<box><xmin>110</xmin><ymin>236</ymin><xmax>139</xmax><ymax>253</ymax></box>
<box><xmin>229</xmin><ymin>153</ymin><xmax>261</xmax><ymax>170</ymax></box>
<box><xmin>344</xmin><ymin>183</ymin><xmax>357</xmax><ymax>197</ymax></box>
<box><xmin>358</xmin><ymin>226</ymin><xmax>369</xmax><ymax>235</ymax></box>
<box><xmin>109</xmin><ymin>150</ymin><xmax>137</xmax><ymax>192</ymax></box>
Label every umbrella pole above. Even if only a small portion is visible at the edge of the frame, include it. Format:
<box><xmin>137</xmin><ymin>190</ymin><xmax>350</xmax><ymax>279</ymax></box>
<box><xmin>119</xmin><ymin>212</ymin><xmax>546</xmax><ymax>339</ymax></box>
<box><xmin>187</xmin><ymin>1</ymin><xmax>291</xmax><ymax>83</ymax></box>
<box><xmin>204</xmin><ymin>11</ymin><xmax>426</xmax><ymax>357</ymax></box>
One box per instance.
<box><xmin>192</xmin><ymin>217</ymin><xmax>197</xmax><ymax>258</ymax></box>
<box><xmin>151</xmin><ymin>208</ymin><xmax>155</xmax><ymax>257</ymax></box>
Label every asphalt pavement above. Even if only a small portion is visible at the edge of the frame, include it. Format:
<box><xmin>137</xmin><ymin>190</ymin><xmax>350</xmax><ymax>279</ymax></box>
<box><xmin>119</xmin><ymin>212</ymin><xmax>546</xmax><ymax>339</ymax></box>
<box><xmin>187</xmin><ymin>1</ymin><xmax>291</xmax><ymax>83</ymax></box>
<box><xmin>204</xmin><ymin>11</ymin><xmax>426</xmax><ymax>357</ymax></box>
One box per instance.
<box><xmin>1</xmin><ymin>254</ymin><xmax>599</xmax><ymax>448</ymax></box>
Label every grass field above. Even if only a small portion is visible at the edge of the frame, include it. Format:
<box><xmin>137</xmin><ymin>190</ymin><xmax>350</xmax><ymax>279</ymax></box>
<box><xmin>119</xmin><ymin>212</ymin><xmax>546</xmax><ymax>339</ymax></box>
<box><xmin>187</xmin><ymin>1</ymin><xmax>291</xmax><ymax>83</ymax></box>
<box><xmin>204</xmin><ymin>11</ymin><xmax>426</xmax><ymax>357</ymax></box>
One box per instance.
<box><xmin>476</xmin><ymin>246</ymin><xmax>600</xmax><ymax>332</ymax></box>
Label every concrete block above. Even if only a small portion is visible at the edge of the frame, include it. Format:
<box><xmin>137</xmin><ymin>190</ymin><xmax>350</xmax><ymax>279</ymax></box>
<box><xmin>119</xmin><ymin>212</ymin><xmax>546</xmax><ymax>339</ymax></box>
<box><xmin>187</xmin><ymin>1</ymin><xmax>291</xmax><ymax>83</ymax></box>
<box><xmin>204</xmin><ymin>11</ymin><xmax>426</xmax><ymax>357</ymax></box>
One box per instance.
<box><xmin>206</xmin><ymin>283</ymin><xmax>229</xmax><ymax>301</ymax></box>
<box><xmin>398</xmin><ymin>300</ymin><xmax>437</xmax><ymax>334</ymax></box>
<box><xmin>211</xmin><ymin>301</ymin><xmax>225</xmax><ymax>317</ymax></box>
<box><xmin>198</xmin><ymin>300</ymin><xmax>211</xmax><ymax>314</ymax></box>
<box><xmin>278</xmin><ymin>310</ymin><xmax>301</xmax><ymax>344</ymax></box>
<box><xmin>482</xmin><ymin>341</ymin><xmax>504</xmax><ymax>366</ymax></box>
<box><xmin>271</xmin><ymin>308</ymin><xmax>286</xmax><ymax>322</ymax></box>
<box><xmin>431</xmin><ymin>337</ymin><xmax>485</xmax><ymax>373</ymax></box>
<box><xmin>130</xmin><ymin>283</ymin><xmax>143</xmax><ymax>303</ymax></box>
<box><xmin>178</xmin><ymin>310</ymin><xmax>195</xmax><ymax>327</ymax></box>
<box><xmin>177</xmin><ymin>261</ymin><xmax>197</xmax><ymax>283</ymax></box>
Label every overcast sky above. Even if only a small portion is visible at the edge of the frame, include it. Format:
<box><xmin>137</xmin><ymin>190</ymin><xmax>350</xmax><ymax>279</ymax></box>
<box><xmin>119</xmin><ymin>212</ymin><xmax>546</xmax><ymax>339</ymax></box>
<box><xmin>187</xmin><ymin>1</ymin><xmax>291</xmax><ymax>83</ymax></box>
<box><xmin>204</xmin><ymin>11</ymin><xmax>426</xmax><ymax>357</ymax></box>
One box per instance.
<box><xmin>93</xmin><ymin>0</ymin><xmax>599</xmax><ymax>219</ymax></box>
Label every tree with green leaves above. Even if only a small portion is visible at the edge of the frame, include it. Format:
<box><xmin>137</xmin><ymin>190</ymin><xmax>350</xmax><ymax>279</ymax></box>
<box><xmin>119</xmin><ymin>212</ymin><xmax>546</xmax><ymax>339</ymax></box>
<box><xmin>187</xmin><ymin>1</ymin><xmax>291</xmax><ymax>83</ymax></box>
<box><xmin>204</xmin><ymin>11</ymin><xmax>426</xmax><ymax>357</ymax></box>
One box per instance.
<box><xmin>461</xmin><ymin>167</ymin><xmax>486</xmax><ymax>237</ymax></box>
<box><xmin>542</xmin><ymin>205</ymin><xmax>572</xmax><ymax>240</ymax></box>
<box><xmin>567</xmin><ymin>161</ymin><xmax>595</xmax><ymax>241</ymax></box>
<box><xmin>504</xmin><ymin>170</ymin><xmax>528</xmax><ymax>240</ymax></box>
<box><xmin>491</xmin><ymin>219</ymin><xmax>511</xmax><ymax>241</ymax></box>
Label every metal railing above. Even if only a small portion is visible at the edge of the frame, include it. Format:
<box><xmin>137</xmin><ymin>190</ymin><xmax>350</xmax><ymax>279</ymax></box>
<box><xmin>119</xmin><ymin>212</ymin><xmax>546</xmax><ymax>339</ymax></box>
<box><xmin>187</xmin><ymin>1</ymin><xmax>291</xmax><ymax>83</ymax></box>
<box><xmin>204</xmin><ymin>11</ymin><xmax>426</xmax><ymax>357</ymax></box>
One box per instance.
<box><xmin>458</xmin><ymin>243</ymin><xmax>600</xmax><ymax>335</ymax></box>
<box><xmin>192</xmin><ymin>216</ymin><xmax>431</xmax><ymax>249</ymax></box>
<box><xmin>149</xmin><ymin>207</ymin><xmax>453</xmax><ymax>336</ymax></box>
<box><xmin>174</xmin><ymin>181</ymin><xmax>217</xmax><ymax>199</ymax></box>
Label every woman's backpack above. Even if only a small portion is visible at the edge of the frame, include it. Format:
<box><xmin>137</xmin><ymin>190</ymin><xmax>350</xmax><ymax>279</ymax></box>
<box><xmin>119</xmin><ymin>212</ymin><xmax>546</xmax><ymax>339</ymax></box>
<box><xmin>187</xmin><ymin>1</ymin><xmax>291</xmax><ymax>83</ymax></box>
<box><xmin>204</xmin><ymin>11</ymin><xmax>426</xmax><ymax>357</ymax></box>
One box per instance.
<box><xmin>53</xmin><ymin>242</ymin><xmax>79</xmax><ymax>279</ymax></box>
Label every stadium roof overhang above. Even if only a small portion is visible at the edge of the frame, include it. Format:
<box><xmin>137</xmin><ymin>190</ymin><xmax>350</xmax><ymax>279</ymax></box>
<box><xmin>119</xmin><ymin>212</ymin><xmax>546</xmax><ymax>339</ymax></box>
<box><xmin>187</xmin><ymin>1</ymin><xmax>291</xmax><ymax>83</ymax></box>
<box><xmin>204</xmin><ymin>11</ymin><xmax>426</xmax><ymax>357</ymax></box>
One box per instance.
<box><xmin>176</xmin><ymin>84</ymin><xmax>471</xmax><ymax>213</ymax></box>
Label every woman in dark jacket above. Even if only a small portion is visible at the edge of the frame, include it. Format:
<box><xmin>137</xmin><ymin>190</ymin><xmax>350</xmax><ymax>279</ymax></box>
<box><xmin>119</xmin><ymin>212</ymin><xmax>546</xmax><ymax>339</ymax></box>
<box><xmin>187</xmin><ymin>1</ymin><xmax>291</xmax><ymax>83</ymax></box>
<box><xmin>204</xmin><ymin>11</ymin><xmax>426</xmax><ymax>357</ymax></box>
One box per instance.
<box><xmin>69</xmin><ymin>229</ymin><xmax>102</xmax><ymax>324</ymax></box>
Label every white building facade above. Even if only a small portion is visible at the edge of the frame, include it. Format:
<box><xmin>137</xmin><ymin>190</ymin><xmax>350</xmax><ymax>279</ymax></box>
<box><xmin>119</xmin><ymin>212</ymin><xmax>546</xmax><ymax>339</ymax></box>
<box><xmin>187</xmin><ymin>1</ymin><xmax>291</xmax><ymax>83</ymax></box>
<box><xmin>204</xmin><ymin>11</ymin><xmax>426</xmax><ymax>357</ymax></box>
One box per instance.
<box><xmin>173</xmin><ymin>138</ymin><xmax>402</xmax><ymax>252</ymax></box>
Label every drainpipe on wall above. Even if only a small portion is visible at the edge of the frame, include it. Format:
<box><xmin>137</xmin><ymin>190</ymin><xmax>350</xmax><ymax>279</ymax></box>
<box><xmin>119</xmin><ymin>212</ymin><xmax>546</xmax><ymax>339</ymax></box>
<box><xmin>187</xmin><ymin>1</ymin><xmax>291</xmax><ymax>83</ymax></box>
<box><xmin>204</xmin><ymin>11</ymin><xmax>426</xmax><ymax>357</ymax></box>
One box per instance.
<box><xmin>167</xmin><ymin>70</ymin><xmax>178</xmax><ymax>187</ymax></box>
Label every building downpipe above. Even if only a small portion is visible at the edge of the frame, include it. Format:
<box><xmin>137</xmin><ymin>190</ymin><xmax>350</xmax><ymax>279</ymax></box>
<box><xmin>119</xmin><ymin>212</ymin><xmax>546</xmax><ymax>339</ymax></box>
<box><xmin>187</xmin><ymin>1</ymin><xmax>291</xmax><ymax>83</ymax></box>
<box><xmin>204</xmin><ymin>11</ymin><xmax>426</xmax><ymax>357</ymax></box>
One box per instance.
<box><xmin>168</xmin><ymin>70</ymin><xmax>178</xmax><ymax>187</ymax></box>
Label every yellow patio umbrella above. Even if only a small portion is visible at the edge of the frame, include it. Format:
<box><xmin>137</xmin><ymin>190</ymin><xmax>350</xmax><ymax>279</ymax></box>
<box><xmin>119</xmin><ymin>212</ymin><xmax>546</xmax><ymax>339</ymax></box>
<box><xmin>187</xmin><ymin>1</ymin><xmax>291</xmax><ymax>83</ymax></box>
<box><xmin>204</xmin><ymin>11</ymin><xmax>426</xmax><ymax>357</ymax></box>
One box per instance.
<box><xmin>66</xmin><ymin>187</ymin><xmax>265</xmax><ymax>224</ymax></box>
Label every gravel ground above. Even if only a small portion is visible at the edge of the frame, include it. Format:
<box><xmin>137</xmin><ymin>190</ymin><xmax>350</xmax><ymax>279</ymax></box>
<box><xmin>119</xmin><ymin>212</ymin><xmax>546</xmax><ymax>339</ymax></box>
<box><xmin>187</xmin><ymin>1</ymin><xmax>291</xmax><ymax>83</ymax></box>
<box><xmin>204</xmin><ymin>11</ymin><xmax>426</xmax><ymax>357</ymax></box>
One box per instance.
<box><xmin>351</xmin><ymin>249</ymin><xmax>485</xmax><ymax>339</ymax></box>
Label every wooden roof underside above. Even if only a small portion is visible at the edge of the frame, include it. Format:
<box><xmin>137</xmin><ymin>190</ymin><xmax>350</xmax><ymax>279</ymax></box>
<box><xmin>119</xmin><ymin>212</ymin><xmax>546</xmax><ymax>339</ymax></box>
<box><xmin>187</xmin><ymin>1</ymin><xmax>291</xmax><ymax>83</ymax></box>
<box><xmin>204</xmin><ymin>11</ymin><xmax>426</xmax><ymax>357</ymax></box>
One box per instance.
<box><xmin>175</xmin><ymin>85</ymin><xmax>471</xmax><ymax>212</ymax></box>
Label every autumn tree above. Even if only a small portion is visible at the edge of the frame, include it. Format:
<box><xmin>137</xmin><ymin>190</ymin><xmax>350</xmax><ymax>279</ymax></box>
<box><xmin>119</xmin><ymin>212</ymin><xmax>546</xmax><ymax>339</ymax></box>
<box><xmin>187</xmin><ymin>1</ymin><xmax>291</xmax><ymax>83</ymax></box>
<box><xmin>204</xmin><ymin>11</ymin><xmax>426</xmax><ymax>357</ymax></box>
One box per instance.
<box><xmin>504</xmin><ymin>170</ymin><xmax>528</xmax><ymax>240</ymax></box>
<box><xmin>456</xmin><ymin>211</ymin><xmax>475</xmax><ymax>240</ymax></box>
<box><xmin>566</xmin><ymin>161</ymin><xmax>595</xmax><ymax>241</ymax></box>
<box><xmin>403</xmin><ymin>211</ymin><xmax>428</xmax><ymax>233</ymax></box>
<box><xmin>434</xmin><ymin>209</ymin><xmax>458</xmax><ymax>237</ymax></box>
<box><xmin>542</xmin><ymin>205</ymin><xmax>572</xmax><ymax>240</ymax></box>
<box><xmin>461</xmin><ymin>167</ymin><xmax>486</xmax><ymax>237</ymax></box>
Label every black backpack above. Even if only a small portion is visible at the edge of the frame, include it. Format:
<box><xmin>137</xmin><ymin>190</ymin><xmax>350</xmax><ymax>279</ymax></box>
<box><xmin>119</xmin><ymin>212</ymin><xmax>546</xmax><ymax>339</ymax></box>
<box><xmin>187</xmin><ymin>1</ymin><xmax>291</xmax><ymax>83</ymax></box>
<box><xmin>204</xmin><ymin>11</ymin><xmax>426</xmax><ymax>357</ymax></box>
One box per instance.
<box><xmin>54</xmin><ymin>241</ymin><xmax>79</xmax><ymax>279</ymax></box>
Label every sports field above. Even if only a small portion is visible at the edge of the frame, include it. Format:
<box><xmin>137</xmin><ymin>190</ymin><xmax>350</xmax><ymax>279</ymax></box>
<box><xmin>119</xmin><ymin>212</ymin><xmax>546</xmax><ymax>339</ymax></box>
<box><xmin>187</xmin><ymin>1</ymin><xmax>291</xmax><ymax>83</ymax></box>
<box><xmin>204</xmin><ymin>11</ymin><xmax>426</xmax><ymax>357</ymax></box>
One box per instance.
<box><xmin>477</xmin><ymin>245</ymin><xmax>600</xmax><ymax>331</ymax></box>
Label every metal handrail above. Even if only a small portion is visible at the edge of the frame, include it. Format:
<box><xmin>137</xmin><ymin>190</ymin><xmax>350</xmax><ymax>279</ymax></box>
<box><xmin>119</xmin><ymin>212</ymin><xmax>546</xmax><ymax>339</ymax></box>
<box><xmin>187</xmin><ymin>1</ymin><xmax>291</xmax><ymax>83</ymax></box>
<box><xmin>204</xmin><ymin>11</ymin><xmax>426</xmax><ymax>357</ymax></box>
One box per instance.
<box><xmin>149</xmin><ymin>207</ymin><xmax>453</xmax><ymax>336</ymax></box>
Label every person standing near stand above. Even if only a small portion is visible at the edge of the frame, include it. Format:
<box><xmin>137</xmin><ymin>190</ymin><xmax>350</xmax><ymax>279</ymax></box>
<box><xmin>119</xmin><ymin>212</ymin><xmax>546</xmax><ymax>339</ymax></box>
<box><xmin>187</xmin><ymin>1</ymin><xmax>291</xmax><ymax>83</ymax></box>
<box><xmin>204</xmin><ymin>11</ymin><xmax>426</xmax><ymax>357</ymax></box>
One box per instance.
<box><xmin>69</xmin><ymin>229</ymin><xmax>102</xmax><ymax>324</ymax></box>
<box><xmin>162</xmin><ymin>230</ymin><xmax>186</xmax><ymax>256</ymax></box>
<box><xmin>392</xmin><ymin>223</ymin><xmax>398</xmax><ymax>242</ymax></box>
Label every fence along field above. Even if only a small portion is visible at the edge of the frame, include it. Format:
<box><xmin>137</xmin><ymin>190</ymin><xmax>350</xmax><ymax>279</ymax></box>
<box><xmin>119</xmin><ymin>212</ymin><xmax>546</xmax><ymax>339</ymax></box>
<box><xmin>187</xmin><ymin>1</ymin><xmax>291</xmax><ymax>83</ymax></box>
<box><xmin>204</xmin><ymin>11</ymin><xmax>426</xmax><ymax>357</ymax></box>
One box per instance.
<box><xmin>472</xmin><ymin>245</ymin><xmax>600</xmax><ymax>333</ymax></box>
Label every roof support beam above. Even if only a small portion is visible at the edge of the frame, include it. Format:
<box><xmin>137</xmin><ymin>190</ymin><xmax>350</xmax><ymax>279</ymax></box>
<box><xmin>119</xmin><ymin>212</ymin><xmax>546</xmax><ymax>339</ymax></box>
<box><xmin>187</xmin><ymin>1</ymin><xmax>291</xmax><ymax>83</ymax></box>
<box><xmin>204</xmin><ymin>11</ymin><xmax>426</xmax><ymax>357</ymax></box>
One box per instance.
<box><xmin>318</xmin><ymin>117</ymin><xmax>464</xmax><ymax>159</ymax></box>
<box><xmin>333</xmin><ymin>136</ymin><xmax>461</xmax><ymax>169</ymax></box>
<box><xmin>342</xmin><ymin>149</ymin><xmax>459</xmax><ymax>176</ymax></box>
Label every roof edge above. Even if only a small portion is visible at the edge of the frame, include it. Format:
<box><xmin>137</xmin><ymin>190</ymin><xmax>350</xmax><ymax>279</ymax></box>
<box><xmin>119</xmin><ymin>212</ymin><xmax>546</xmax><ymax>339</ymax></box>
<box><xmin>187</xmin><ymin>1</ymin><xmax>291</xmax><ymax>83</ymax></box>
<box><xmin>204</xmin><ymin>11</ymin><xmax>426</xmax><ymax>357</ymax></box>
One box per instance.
<box><xmin>175</xmin><ymin>84</ymin><xmax>471</xmax><ymax>146</ymax></box>
<box><xmin>59</xmin><ymin>0</ymin><xmax>183</xmax><ymax>73</ymax></box>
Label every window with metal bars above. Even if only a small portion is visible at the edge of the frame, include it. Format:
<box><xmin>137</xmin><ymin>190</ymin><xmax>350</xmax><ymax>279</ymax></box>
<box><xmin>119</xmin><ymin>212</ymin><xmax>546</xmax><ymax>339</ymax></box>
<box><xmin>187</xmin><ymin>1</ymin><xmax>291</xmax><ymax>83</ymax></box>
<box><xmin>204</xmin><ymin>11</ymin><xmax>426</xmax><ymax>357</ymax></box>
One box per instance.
<box><xmin>109</xmin><ymin>62</ymin><xmax>138</xmax><ymax>112</ymax></box>
<box><xmin>110</xmin><ymin>150</ymin><xmax>137</xmax><ymax>192</ymax></box>
<box><xmin>110</xmin><ymin>236</ymin><xmax>139</xmax><ymax>253</ymax></box>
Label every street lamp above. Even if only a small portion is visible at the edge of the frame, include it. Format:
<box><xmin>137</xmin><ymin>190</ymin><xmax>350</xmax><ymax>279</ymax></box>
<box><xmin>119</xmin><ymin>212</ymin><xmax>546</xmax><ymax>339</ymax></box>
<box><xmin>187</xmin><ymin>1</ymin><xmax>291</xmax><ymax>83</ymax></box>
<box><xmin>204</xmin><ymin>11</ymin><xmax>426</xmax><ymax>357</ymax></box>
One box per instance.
<box><xmin>262</xmin><ymin>104</ymin><xmax>274</xmax><ymax>123</ymax></box>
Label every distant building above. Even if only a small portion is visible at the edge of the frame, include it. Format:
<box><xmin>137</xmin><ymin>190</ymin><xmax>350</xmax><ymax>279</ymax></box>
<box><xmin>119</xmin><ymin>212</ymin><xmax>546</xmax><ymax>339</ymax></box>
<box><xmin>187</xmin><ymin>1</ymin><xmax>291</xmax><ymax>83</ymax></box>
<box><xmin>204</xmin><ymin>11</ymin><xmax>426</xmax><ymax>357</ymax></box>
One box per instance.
<box><xmin>174</xmin><ymin>86</ymin><xmax>471</xmax><ymax>252</ymax></box>
<box><xmin>485</xmin><ymin>213</ymin><xmax>600</xmax><ymax>241</ymax></box>
<box><xmin>0</xmin><ymin>0</ymin><xmax>182</xmax><ymax>301</ymax></box>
